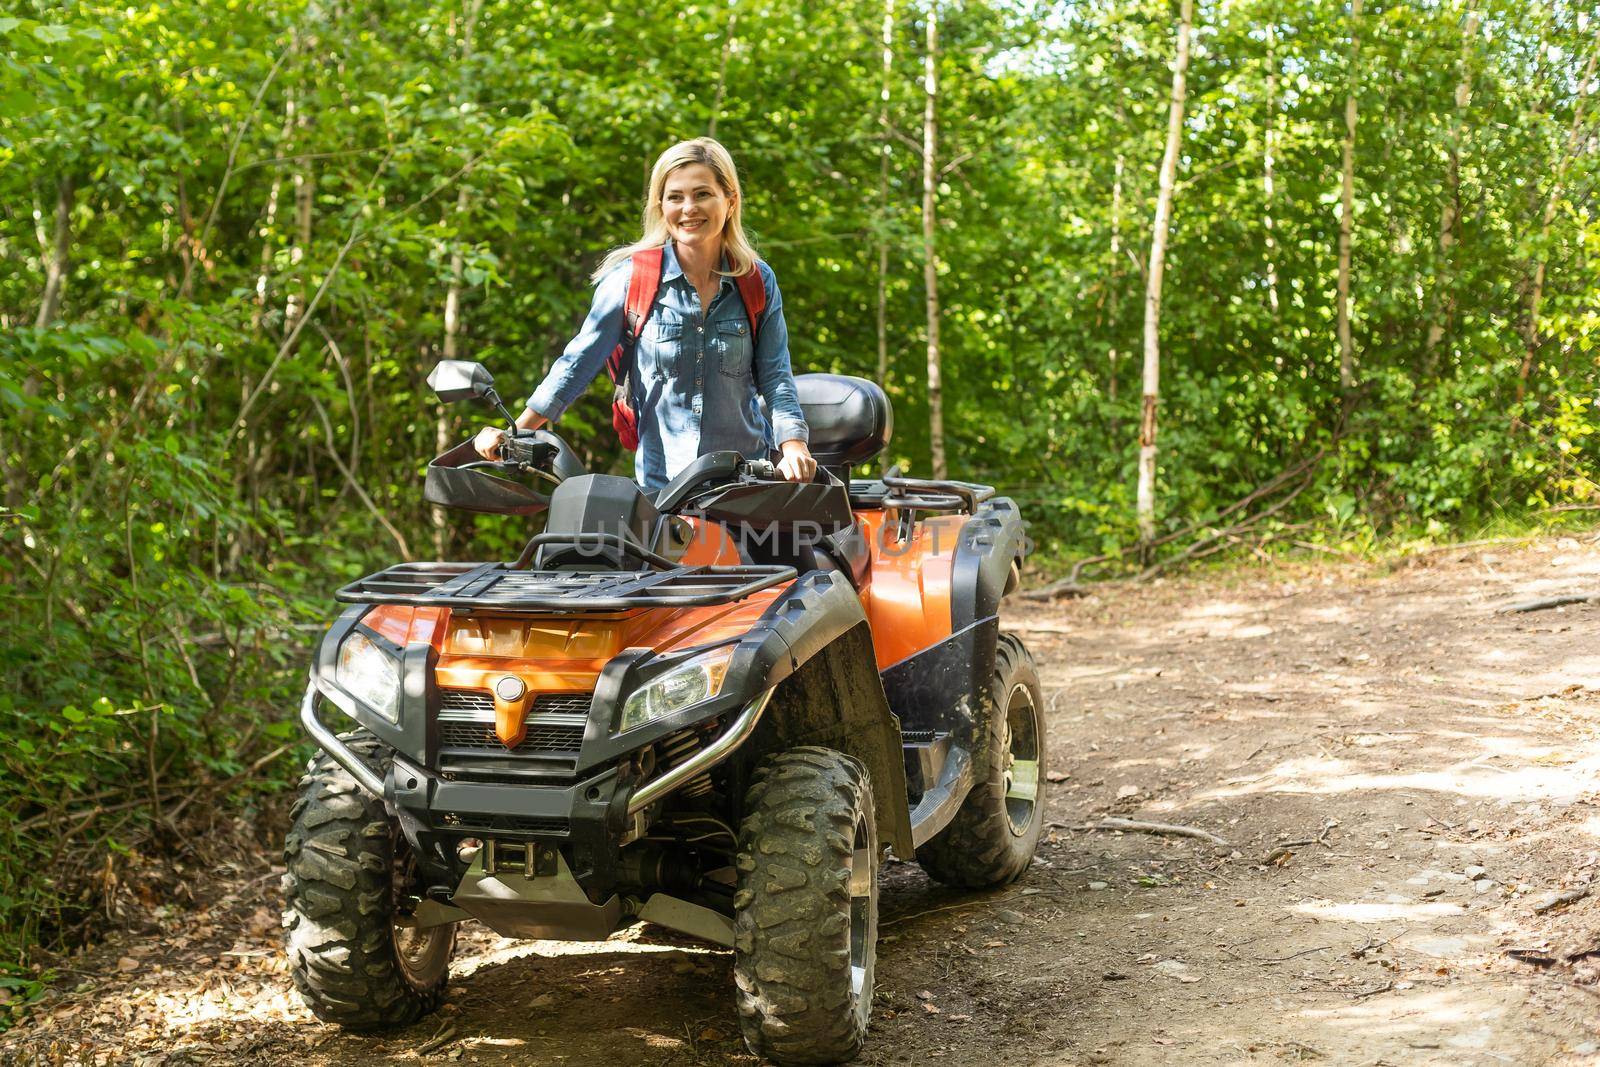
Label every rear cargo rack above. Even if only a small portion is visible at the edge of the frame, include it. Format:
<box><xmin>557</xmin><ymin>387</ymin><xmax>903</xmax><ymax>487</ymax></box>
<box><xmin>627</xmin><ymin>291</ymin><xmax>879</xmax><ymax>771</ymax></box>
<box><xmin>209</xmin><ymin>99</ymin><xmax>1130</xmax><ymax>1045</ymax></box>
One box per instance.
<box><xmin>881</xmin><ymin>473</ymin><xmax>995</xmax><ymax>515</ymax></box>
<box><xmin>335</xmin><ymin>560</ymin><xmax>795</xmax><ymax>613</ymax></box>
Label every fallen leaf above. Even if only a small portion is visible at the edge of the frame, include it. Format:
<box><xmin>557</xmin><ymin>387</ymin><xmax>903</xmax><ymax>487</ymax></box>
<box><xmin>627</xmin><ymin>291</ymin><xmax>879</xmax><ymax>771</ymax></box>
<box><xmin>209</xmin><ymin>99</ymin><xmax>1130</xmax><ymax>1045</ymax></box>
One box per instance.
<box><xmin>916</xmin><ymin>990</ymin><xmax>936</xmax><ymax>1001</ymax></box>
<box><xmin>1116</xmin><ymin>785</ymin><xmax>1140</xmax><ymax>799</ymax></box>
<box><xmin>921</xmin><ymin>1002</ymin><xmax>941</xmax><ymax>1014</ymax></box>
<box><xmin>698</xmin><ymin>1027</ymin><xmax>724</xmax><ymax>1041</ymax></box>
<box><xmin>116</xmin><ymin>957</ymin><xmax>140</xmax><ymax>974</ymax></box>
<box><xmin>1047</xmin><ymin>771</ymin><xmax>1069</xmax><ymax>783</ymax></box>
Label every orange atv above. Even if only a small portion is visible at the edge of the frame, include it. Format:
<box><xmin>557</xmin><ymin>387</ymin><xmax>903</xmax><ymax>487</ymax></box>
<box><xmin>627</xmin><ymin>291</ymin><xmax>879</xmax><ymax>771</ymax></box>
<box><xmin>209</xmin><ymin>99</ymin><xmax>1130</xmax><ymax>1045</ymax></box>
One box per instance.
<box><xmin>284</xmin><ymin>360</ymin><xmax>1045</xmax><ymax>1064</ymax></box>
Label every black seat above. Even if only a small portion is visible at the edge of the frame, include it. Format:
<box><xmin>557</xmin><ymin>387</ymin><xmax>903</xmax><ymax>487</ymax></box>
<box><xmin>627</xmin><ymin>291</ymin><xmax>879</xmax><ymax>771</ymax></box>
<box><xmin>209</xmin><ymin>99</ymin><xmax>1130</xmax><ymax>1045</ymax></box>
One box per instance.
<box><xmin>793</xmin><ymin>374</ymin><xmax>892</xmax><ymax>468</ymax></box>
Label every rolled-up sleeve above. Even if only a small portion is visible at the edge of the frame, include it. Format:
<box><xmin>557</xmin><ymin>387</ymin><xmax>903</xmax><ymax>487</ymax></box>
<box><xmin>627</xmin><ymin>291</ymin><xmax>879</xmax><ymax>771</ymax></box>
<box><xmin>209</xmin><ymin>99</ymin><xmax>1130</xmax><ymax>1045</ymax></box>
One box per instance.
<box><xmin>526</xmin><ymin>265</ymin><xmax>630</xmax><ymax>421</ymax></box>
<box><xmin>751</xmin><ymin>263</ymin><xmax>809</xmax><ymax>445</ymax></box>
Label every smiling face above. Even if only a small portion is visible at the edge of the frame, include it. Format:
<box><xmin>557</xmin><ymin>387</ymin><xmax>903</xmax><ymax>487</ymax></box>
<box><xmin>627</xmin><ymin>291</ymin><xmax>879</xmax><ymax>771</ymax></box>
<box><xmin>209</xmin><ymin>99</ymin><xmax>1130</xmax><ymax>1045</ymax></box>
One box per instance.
<box><xmin>661</xmin><ymin>163</ymin><xmax>734</xmax><ymax>254</ymax></box>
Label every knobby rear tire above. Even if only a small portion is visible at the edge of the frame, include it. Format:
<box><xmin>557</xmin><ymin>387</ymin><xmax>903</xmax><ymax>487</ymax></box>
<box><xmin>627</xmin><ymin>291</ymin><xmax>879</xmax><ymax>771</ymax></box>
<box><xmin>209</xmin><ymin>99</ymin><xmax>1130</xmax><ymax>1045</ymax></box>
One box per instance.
<box><xmin>916</xmin><ymin>632</ymin><xmax>1047</xmax><ymax>888</ymax></box>
<box><xmin>282</xmin><ymin>731</ymin><xmax>454</xmax><ymax>1031</ymax></box>
<box><xmin>733</xmin><ymin>746</ymin><xmax>878</xmax><ymax>1065</ymax></box>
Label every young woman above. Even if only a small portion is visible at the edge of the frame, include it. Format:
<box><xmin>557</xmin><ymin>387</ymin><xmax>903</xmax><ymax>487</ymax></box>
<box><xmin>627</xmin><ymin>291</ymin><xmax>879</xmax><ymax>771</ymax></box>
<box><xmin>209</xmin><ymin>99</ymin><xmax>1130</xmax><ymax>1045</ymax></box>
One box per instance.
<box><xmin>473</xmin><ymin>138</ymin><xmax>816</xmax><ymax>489</ymax></box>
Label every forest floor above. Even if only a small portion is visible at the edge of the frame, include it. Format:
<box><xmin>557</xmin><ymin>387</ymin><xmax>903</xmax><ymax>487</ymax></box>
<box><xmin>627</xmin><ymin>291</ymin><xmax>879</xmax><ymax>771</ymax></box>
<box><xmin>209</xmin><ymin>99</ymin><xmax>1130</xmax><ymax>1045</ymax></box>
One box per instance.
<box><xmin>7</xmin><ymin>534</ymin><xmax>1600</xmax><ymax>1066</ymax></box>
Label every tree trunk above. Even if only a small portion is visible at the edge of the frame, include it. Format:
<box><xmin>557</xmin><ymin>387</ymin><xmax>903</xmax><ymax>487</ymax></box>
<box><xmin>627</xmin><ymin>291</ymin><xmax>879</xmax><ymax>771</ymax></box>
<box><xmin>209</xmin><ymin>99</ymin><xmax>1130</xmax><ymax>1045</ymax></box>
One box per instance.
<box><xmin>1108</xmin><ymin>148</ymin><xmax>1123</xmax><ymax>404</ymax></box>
<box><xmin>1517</xmin><ymin>26</ymin><xmax>1600</xmax><ymax>407</ymax></box>
<box><xmin>708</xmin><ymin>9</ymin><xmax>738</xmax><ymax>138</ymax></box>
<box><xmin>1108</xmin><ymin>92</ymin><xmax>1127</xmax><ymax>407</ymax></box>
<box><xmin>922</xmin><ymin>1</ymin><xmax>946</xmax><ymax>480</ymax></box>
<box><xmin>876</xmin><ymin>0</ymin><xmax>895</xmax><ymax>389</ymax></box>
<box><xmin>34</xmin><ymin>175</ymin><xmax>75</xmax><ymax>329</ymax></box>
<box><xmin>1424</xmin><ymin>9</ymin><xmax>1479</xmax><ymax>365</ymax></box>
<box><xmin>1336</xmin><ymin>0</ymin><xmax>1361</xmax><ymax>395</ymax></box>
<box><xmin>1263</xmin><ymin>22</ymin><xmax>1280</xmax><ymax>317</ymax></box>
<box><xmin>283</xmin><ymin>90</ymin><xmax>314</xmax><ymax>337</ymax></box>
<box><xmin>435</xmin><ymin>0</ymin><xmax>484</xmax><ymax>558</ymax></box>
<box><xmin>252</xmin><ymin>173</ymin><xmax>283</xmax><ymax>331</ymax></box>
<box><xmin>1136</xmin><ymin>0</ymin><xmax>1192</xmax><ymax>547</ymax></box>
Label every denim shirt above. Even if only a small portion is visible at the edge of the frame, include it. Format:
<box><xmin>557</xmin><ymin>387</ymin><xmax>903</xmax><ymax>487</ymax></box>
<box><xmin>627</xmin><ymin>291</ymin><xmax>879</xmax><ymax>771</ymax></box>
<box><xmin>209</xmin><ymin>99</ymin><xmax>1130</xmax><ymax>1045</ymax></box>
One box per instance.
<box><xmin>527</xmin><ymin>244</ymin><xmax>809</xmax><ymax>491</ymax></box>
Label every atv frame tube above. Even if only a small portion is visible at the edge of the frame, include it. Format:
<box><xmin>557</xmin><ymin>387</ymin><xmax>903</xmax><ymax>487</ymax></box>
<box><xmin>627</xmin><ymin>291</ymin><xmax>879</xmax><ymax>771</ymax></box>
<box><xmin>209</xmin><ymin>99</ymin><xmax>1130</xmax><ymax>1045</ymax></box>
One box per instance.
<box><xmin>299</xmin><ymin>680</ymin><xmax>386</xmax><ymax>799</ymax></box>
<box><xmin>626</xmin><ymin>687</ymin><xmax>775</xmax><ymax>816</ymax></box>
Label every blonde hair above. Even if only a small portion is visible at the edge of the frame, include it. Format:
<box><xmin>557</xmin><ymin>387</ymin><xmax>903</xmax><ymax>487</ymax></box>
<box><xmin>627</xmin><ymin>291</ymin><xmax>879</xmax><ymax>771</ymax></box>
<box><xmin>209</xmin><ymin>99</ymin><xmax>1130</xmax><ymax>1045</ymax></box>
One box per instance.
<box><xmin>593</xmin><ymin>138</ymin><xmax>760</xmax><ymax>281</ymax></box>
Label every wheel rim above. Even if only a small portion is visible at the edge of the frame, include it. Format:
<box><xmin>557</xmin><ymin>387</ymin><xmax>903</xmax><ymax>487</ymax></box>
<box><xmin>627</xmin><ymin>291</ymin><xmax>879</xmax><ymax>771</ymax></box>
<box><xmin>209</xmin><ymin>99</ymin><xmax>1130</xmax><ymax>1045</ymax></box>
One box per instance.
<box><xmin>391</xmin><ymin>838</ymin><xmax>453</xmax><ymax>988</ymax></box>
<box><xmin>844</xmin><ymin>810</ymin><xmax>873</xmax><ymax>1003</ymax></box>
<box><xmin>1000</xmin><ymin>681</ymin><xmax>1041</xmax><ymax>837</ymax></box>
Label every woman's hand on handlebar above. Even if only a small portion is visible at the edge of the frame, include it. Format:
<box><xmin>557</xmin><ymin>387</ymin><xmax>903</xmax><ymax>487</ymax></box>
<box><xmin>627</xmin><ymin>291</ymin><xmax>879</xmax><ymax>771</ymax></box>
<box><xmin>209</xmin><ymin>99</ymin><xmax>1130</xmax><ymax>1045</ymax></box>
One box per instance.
<box><xmin>473</xmin><ymin>425</ymin><xmax>507</xmax><ymax>461</ymax></box>
<box><xmin>777</xmin><ymin>439</ymin><xmax>817</xmax><ymax>482</ymax></box>
<box><xmin>474</xmin><ymin>409</ymin><xmax>548</xmax><ymax>460</ymax></box>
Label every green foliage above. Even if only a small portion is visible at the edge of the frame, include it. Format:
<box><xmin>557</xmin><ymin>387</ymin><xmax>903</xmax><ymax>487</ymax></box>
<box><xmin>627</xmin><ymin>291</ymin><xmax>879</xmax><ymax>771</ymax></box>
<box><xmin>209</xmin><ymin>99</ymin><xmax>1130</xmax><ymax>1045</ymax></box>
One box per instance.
<box><xmin>0</xmin><ymin>0</ymin><xmax>1596</xmax><ymax>981</ymax></box>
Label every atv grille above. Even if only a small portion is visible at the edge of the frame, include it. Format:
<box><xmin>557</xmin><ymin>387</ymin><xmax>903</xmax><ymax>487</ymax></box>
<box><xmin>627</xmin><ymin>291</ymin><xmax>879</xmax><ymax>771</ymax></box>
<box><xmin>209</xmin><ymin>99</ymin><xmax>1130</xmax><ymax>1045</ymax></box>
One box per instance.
<box><xmin>441</xmin><ymin>689</ymin><xmax>495</xmax><ymax>715</ymax></box>
<box><xmin>439</xmin><ymin>689</ymin><xmax>591</xmax><ymax>718</ymax></box>
<box><xmin>439</xmin><ymin>721</ymin><xmax>586</xmax><ymax>754</ymax></box>
<box><xmin>436</xmin><ymin>690</ymin><xmax>592</xmax><ymax>760</ymax></box>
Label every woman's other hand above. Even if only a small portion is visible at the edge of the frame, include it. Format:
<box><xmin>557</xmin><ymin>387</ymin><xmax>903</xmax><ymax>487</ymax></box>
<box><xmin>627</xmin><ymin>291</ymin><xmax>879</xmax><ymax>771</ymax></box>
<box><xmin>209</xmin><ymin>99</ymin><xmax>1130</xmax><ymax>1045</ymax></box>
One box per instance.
<box><xmin>473</xmin><ymin>425</ymin><xmax>506</xmax><ymax>460</ymax></box>
<box><xmin>777</xmin><ymin>439</ymin><xmax>817</xmax><ymax>482</ymax></box>
<box><xmin>473</xmin><ymin>409</ymin><xmax>548</xmax><ymax>460</ymax></box>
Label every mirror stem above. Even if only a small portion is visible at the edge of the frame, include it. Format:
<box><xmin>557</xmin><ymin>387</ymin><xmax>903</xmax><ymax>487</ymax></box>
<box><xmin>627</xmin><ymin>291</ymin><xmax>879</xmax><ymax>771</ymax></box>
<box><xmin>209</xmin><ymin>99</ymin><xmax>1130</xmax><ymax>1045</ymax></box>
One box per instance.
<box><xmin>483</xmin><ymin>387</ymin><xmax>519</xmax><ymax>431</ymax></box>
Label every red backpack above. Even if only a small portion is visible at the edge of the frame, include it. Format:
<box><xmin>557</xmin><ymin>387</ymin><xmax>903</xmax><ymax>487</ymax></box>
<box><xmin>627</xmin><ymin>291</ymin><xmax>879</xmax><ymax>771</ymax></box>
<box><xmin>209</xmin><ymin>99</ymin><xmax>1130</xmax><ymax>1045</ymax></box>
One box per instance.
<box><xmin>606</xmin><ymin>247</ymin><xmax>768</xmax><ymax>450</ymax></box>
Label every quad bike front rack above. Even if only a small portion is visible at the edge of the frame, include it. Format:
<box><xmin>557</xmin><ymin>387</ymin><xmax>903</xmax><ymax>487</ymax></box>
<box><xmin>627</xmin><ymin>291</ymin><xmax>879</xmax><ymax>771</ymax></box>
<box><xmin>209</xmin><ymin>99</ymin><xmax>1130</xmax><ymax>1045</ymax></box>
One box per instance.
<box><xmin>336</xmin><ymin>559</ymin><xmax>795</xmax><ymax>613</ymax></box>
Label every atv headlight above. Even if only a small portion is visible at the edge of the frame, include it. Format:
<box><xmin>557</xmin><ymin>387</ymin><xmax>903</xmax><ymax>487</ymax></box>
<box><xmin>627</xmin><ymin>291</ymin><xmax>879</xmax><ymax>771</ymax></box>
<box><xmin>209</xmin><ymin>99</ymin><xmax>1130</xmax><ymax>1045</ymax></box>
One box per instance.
<box><xmin>619</xmin><ymin>646</ymin><xmax>735</xmax><ymax>733</ymax></box>
<box><xmin>336</xmin><ymin>631</ymin><xmax>402</xmax><ymax>723</ymax></box>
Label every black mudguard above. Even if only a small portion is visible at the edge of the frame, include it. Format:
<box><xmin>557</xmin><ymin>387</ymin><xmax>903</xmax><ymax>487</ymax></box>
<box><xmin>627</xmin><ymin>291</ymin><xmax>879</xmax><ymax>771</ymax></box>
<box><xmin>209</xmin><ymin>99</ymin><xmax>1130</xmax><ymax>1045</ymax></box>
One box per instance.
<box><xmin>745</xmin><ymin>621</ymin><xmax>915</xmax><ymax>858</ymax></box>
<box><xmin>883</xmin><ymin>496</ymin><xmax>1026</xmax><ymax>744</ymax></box>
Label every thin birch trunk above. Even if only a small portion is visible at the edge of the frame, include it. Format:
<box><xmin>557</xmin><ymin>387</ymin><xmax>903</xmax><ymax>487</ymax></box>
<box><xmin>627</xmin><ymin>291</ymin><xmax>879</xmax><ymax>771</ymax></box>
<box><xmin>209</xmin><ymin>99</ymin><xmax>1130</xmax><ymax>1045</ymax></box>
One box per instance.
<box><xmin>251</xmin><ymin>44</ymin><xmax>298</xmax><ymax>332</ymax></box>
<box><xmin>1336</xmin><ymin>0</ymin><xmax>1361</xmax><ymax>395</ymax></box>
<box><xmin>34</xmin><ymin>176</ymin><xmax>74</xmax><ymax>329</ymax></box>
<box><xmin>1425</xmin><ymin>9</ymin><xmax>1479</xmax><ymax>365</ymax></box>
<box><xmin>1516</xmin><ymin>26</ymin><xmax>1600</xmax><ymax>406</ymax></box>
<box><xmin>876</xmin><ymin>0</ymin><xmax>895</xmax><ymax>388</ymax></box>
<box><xmin>922</xmin><ymin>2</ymin><xmax>946</xmax><ymax>480</ymax></box>
<box><xmin>708</xmin><ymin>9</ymin><xmax>738</xmax><ymax>139</ymax></box>
<box><xmin>283</xmin><ymin>91</ymin><xmax>313</xmax><ymax>336</ymax></box>
<box><xmin>1107</xmin><ymin>94</ymin><xmax>1127</xmax><ymax>406</ymax></box>
<box><xmin>435</xmin><ymin>0</ymin><xmax>484</xmax><ymax>557</ymax></box>
<box><xmin>1109</xmin><ymin>148</ymin><xmax>1123</xmax><ymax>404</ymax></box>
<box><xmin>252</xmin><ymin>173</ymin><xmax>283</xmax><ymax>330</ymax></box>
<box><xmin>1263</xmin><ymin>22</ymin><xmax>1280</xmax><ymax>317</ymax></box>
<box><xmin>1136</xmin><ymin>0</ymin><xmax>1192</xmax><ymax>547</ymax></box>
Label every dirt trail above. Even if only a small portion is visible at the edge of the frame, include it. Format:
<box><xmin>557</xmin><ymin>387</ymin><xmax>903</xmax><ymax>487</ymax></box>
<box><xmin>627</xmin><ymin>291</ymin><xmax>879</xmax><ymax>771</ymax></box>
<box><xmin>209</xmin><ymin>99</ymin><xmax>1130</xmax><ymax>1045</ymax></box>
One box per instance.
<box><xmin>8</xmin><ymin>536</ymin><xmax>1600</xmax><ymax>1066</ymax></box>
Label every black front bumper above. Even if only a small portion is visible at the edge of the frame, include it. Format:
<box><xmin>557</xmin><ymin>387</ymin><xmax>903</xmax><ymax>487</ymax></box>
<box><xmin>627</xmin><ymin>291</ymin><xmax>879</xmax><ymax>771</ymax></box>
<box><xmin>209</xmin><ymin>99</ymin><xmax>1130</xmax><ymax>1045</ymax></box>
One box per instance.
<box><xmin>385</xmin><ymin>753</ymin><xmax>633</xmax><ymax>897</ymax></box>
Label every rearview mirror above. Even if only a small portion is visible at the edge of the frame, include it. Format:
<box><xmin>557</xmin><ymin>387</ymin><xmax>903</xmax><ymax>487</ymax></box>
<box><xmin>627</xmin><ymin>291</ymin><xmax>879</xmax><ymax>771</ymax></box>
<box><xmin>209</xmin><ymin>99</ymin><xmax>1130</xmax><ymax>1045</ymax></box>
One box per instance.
<box><xmin>427</xmin><ymin>360</ymin><xmax>495</xmax><ymax>404</ymax></box>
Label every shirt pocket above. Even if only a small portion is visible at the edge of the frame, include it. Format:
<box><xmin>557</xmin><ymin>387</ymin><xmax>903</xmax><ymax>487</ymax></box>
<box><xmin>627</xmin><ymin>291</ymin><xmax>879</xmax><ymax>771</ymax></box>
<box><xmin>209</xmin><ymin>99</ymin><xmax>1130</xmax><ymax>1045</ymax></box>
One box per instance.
<box><xmin>715</xmin><ymin>319</ymin><xmax>752</xmax><ymax>379</ymax></box>
<box><xmin>641</xmin><ymin>315</ymin><xmax>683</xmax><ymax>381</ymax></box>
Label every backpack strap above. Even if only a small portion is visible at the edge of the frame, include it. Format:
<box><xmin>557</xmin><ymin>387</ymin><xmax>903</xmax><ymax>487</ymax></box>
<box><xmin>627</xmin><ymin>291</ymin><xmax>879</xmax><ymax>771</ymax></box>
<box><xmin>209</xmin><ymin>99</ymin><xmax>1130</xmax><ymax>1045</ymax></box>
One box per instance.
<box><xmin>605</xmin><ymin>246</ymin><xmax>665</xmax><ymax>386</ymax></box>
<box><xmin>735</xmin><ymin>263</ymin><xmax>766</xmax><ymax>344</ymax></box>
<box><xmin>605</xmin><ymin>247</ymin><xmax>664</xmax><ymax>451</ymax></box>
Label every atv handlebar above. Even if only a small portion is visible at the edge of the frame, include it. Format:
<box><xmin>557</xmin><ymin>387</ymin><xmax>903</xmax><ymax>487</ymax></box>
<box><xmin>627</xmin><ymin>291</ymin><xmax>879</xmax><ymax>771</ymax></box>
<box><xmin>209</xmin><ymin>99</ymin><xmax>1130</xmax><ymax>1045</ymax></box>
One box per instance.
<box><xmin>740</xmin><ymin>458</ymin><xmax>779</xmax><ymax>481</ymax></box>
